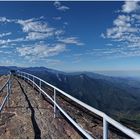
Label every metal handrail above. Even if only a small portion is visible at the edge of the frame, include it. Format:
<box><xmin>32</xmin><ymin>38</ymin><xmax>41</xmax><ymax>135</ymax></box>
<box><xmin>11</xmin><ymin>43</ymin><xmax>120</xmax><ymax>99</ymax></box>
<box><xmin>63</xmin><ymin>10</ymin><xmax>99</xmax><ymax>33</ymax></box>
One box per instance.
<box><xmin>0</xmin><ymin>74</ymin><xmax>12</xmax><ymax>112</ymax></box>
<box><xmin>17</xmin><ymin>71</ymin><xmax>93</xmax><ymax>139</ymax></box>
<box><xmin>17</xmin><ymin>71</ymin><xmax>140</xmax><ymax>139</ymax></box>
<box><xmin>0</xmin><ymin>75</ymin><xmax>11</xmax><ymax>93</ymax></box>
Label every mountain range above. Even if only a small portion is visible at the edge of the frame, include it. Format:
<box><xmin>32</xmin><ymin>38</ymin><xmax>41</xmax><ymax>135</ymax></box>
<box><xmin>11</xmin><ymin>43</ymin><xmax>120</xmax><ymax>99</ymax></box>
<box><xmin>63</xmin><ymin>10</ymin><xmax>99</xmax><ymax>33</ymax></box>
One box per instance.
<box><xmin>0</xmin><ymin>66</ymin><xmax>140</xmax><ymax>127</ymax></box>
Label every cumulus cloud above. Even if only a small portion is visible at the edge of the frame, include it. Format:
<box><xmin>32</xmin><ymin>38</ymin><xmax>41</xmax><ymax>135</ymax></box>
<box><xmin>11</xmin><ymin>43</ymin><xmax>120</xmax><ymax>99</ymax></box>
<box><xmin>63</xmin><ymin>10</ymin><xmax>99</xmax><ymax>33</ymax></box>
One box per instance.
<box><xmin>58</xmin><ymin>37</ymin><xmax>84</xmax><ymax>46</ymax></box>
<box><xmin>122</xmin><ymin>1</ymin><xmax>140</xmax><ymax>13</ymax></box>
<box><xmin>0</xmin><ymin>16</ymin><xmax>54</xmax><ymax>41</ymax></box>
<box><xmin>26</xmin><ymin>32</ymin><xmax>53</xmax><ymax>40</ymax></box>
<box><xmin>17</xmin><ymin>18</ymin><xmax>66</xmax><ymax>41</ymax></box>
<box><xmin>16</xmin><ymin>43</ymin><xmax>66</xmax><ymax>61</ymax></box>
<box><xmin>0</xmin><ymin>17</ymin><xmax>14</xmax><ymax>23</ymax></box>
<box><xmin>0</xmin><ymin>16</ymin><xmax>83</xmax><ymax>46</ymax></box>
<box><xmin>101</xmin><ymin>1</ymin><xmax>140</xmax><ymax>58</ymax></box>
<box><xmin>0</xmin><ymin>16</ymin><xmax>84</xmax><ymax>63</ymax></box>
<box><xmin>0</xmin><ymin>32</ymin><xmax>11</xmax><ymax>38</ymax></box>
<box><xmin>55</xmin><ymin>30</ymin><xmax>64</xmax><ymax>36</ymax></box>
<box><xmin>103</xmin><ymin>15</ymin><xmax>139</xmax><ymax>40</ymax></box>
<box><xmin>17</xmin><ymin>19</ymin><xmax>54</xmax><ymax>33</ymax></box>
<box><xmin>102</xmin><ymin>13</ymin><xmax>140</xmax><ymax>43</ymax></box>
<box><xmin>0</xmin><ymin>38</ymin><xmax>25</xmax><ymax>45</ymax></box>
<box><xmin>57</xmin><ymin>6</ymin><xmax>70</xmax><ymax>11</ymax></box>
<box><xmin>54</xmin><ymin>1</ymin><xmax>61</xmax><ymax>7</ymax></box>
<box><xmin>54</xmin><ymin>1</ymin><xmax>70</xmax><ymax>11</ymax></box>
<box><xmin>0</xmin><ymin>16</ymin><xmax>65</xmax><ymax>41</ymax></box>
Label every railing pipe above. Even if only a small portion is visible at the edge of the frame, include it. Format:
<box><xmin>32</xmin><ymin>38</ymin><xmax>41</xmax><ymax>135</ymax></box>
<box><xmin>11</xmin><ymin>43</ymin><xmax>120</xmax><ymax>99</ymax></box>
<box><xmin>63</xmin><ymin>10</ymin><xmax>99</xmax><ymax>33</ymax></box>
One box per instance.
<box><xmin>0</xmin><ymin>77</ymin><xmax>11</xmax><ymax>112</ymax></box>
<box><xmin>17</xmin><ymin>71</ymin><xmax>140</xmax><ymax>139</ymax></box>
<box><xmin>20</xmin><ymin>72</ymin><xmax>93</xmax><ymax>139</ymax></box>
<box><xmin>0</xmin><ymin>75</ymin><xmax>11</xmax><ymax>93</ymax></box>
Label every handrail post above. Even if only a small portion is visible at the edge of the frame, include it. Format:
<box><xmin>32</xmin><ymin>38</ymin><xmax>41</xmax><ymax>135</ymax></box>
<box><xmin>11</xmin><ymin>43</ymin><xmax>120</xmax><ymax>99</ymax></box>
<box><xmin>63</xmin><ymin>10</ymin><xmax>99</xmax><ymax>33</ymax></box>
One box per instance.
<box><xmin>39</xmin><ymin>80</ymin><xmax>41</xmax><ymax>96</ymax></box>
<box><xmin>24</xmin><ymin>73</ymin><xmax>26</xmax><ymax>89</ymax></box>
<box><xmin>8</xmin><ymin>78</ymin><xmax>12</xmax><ymax>106</ymax></box>
<box><xmin>103</xmin><ymin>117</ymin><xmax>108</xmax><ymax>139</ymax></box>
<box><xmin>54</xmin><ymin>88</ymin><xmax>56</xmax><ymax>118</ymax></box>
<box><xmin>33</xmin><ymin>76</ymin><xmax>34</xmax><ymax>88</ymax></box>
<box><xmin>6</xmin><ymin>82</ymin><xmax>9</xmax><ymax>108</ymax></box>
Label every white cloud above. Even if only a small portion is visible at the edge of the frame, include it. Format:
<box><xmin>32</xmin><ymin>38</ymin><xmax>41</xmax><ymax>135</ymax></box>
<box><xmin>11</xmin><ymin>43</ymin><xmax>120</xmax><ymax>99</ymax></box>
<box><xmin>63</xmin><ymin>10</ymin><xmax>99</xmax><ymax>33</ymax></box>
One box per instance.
<box><xmin>122</xmin><ymin>1</ymin><xmax>140</xmax><ymax>13</ymax></box>
<box><xmin>0</xmin><ymin>17</ymin><xmax>13</xmax><ymax>23</ymax></box>
<box><xmin>16</xmin><ymin>17</ymin><xmax>60</xmax><ymax>41</ymax></box>
<box><xmin>0</xmin><ymin>45</ymin><xmax>10</xmax><ymax>48</ymax></box>
<box><xmin>0</xmin><ymin>16</ymin><xmax>84</xmax><ymax>64</ymax></box>
<box><xmin>55</xmin><ymin>30</ymin><xmax>65</xmax><ymax>37</ymax></box>
<box><xmin>106</xmin><ymin>43</ymin><xmax>113</xmax><ymax>46</ymax></box>
<box><xmin>105</xmin><ymin>15</ymin><xmax>138</xmax><ymax>40</ymax></box>
<box><xmin>0</xmin><ymin>16</ymin><xmax>55</xmax><ymax>41</ymax></box>
<box><xmin>101</xmin><ymin>1</ymin><xmax>140</xmax><ymax>59</ymax></box>
<box><xmin>57</xmin><ymin>6</ymin><xmax>70</xmax><ymax>11</ymax></box>
<box><xmin>54</xmin><ymin>1</ymin><xmax>70</xmax><ymax>11</ymax></box>
<box><xmin>133</xmin><ymin>14</ymin><xmax>140</xmax><ymax>19</ymax></box>
<box><xmin>0</xmin><ymin>37</ymin><xmax>25</xmax><ymax>45</ymax></box>
<box><xmin>0</xmin><ymin>17</ymin><xmax>83</xmax><ymax>46</ymax></box>
<box><xmin>54</xmin><ymin>1</ymin><xmax>61</xmax><ymax>7</ymax></box>
<box><xmin>26</xmin><ymin>32</ymin><xmax>53</xmax><ymax>40</ymax></box>
<box><xmin>17</xmin><ymin>19</ymin><xmax>54</xmax><ymax>33</ymax></box>
<box><xmin>16</xmin><ymin>43</ymin><xmax>66</xmax><ymax>61</ymax></box>
<box><xmin>101</xmin><ymin>33</ymin><xmax>105</xmax><ymax>38</ymax></box>
<box><xmin>113</xmin><ymin>15</ymin><xmax>131</xmax><ymax>26</ymax></box>
<box><xmin>0</xmin><ymin>32</ymin><xmax>11</xmax><ymax>38</ymax></box>
<box><xmin>0</xmin><ymin>39</ymin><xmax>12</xmax><ymax>45</ymax></box>
<box><xmin>58</xmin><ymin>37</ymin><xmax>84</xmax><ymax>46</ymax></box>
<box><xmin>102</xmin><ymin>14</ymin><xmax>140</xmax><ymax>43</ymax></box>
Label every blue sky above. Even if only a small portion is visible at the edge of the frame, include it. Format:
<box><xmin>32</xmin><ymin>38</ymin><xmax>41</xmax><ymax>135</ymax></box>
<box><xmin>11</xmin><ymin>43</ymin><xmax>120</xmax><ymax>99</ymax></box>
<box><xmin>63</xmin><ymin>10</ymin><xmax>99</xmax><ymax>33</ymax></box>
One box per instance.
<box><xmin>0</xmin><ymin>1</ymin><xmax>140</xmax><ymax>73</ymax></box>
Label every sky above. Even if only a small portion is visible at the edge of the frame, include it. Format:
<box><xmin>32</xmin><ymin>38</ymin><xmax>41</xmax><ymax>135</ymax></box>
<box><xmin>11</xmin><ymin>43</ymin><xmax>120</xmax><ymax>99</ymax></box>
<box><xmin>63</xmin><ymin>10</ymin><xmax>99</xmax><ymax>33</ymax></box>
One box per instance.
<box><xmin>0</xmin><ymin>1</ymin><xmax>140</xmax><ymax>73</ymax></box>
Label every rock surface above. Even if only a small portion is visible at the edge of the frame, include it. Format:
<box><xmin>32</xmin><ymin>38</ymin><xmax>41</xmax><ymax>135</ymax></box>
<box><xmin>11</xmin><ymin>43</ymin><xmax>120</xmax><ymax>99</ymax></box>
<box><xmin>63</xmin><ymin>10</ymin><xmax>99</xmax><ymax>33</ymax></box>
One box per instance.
<box><xmin>0</xmin><ymin>76</ymin><xmax>81</xmax><ymax>139</ymax></box>
<box><xmin>0</xmin><ymin>76</ymin><xmax>130</xmax><ymax>139</ymax></box>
